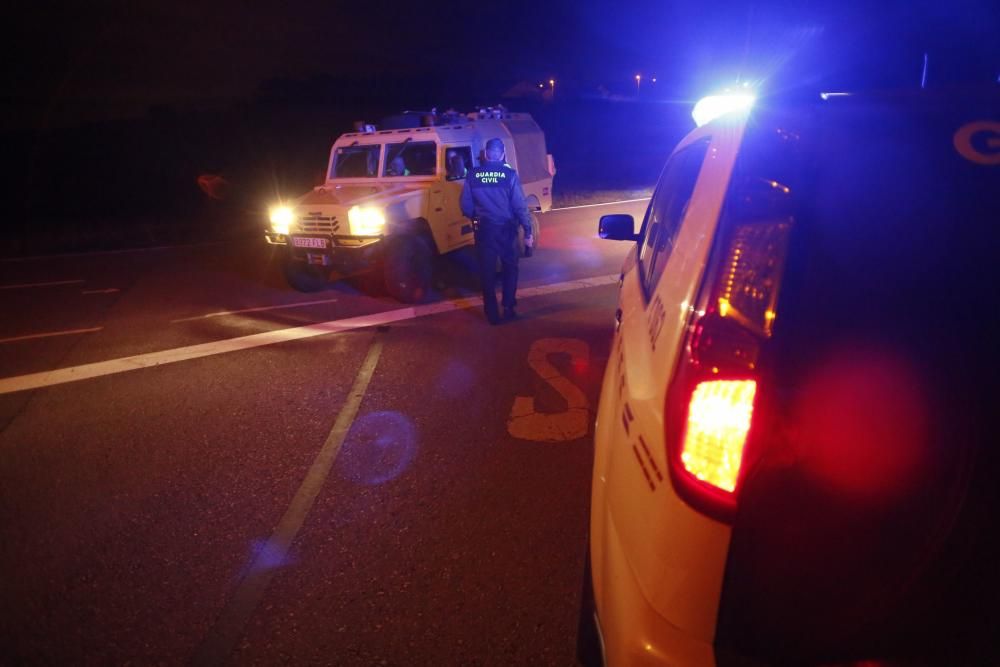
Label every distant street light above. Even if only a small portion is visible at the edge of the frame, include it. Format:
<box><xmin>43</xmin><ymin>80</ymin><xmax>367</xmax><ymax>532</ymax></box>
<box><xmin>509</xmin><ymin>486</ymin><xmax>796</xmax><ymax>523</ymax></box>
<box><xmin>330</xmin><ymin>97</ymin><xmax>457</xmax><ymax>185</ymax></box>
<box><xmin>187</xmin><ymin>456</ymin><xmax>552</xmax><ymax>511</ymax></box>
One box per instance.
<box><xmin>635</xmin><ymin>74</ymin><xmax>641</xmax><ymax>95</ymax></box>
<box><xmin>549</xmin><ymin>79</ymin><xmax>555</xmax><ymax>98</ymax></box>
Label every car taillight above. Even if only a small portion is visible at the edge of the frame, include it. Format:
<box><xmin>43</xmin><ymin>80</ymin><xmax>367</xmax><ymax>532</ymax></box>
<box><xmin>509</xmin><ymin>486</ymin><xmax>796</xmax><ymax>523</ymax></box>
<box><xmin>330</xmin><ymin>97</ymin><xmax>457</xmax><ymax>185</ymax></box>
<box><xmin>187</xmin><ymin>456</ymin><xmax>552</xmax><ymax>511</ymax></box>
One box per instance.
<box><xmin>681</xmin><ymin>379</ymin><xmax>757</xmax><ymax>493</ymax></box>
<box><xmin>665</xmin><ymin>180</ymin><xmax>793</xmax><ymax>522</ymax></box>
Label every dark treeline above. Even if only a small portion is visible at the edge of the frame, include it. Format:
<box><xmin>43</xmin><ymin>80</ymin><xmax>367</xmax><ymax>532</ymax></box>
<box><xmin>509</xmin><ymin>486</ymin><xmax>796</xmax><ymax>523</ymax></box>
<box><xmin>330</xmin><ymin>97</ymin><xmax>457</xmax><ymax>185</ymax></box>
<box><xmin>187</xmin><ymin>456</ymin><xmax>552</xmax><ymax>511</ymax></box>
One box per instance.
<box><xmin>2</xmin><ymin>74</ymin><xmax>692</xmax><ymax>254</ymax></box>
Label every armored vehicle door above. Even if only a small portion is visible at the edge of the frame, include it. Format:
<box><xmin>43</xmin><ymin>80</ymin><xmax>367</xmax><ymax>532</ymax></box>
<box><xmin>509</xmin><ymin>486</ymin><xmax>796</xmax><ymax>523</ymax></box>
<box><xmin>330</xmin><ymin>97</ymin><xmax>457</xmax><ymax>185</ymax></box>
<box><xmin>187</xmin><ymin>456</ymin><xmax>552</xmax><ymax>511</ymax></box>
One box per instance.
<box><xmin>434</xmin><ymin>145</ymin><xmax>476</xmax><ymax>250</ymax></box>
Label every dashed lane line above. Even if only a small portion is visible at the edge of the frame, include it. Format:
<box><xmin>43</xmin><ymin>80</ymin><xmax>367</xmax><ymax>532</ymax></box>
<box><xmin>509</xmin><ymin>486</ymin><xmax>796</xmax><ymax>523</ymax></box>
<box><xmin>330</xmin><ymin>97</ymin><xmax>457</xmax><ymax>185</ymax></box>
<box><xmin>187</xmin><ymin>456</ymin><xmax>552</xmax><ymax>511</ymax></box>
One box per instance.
<box><xmin>171</xmin><ymin>296</ymin><xmax>341</xmax><ymax>322</ymax></box>
<box><xmin>192</xmin><ymin>334</ymin><xmax>384</xmax><ymax>666</ymax></box>
<box><xmin>0</xmin><ymin>240</ymin><xmax>232</xmax><ymax>263</ymax></box>
<box><xmin>0</xmin><ymin>279</ymin><xmax>85</xmax><ymax>290</ymax></box>
<box><xmin>0</xmin><ymin>327</ymin><xmax>103</xmax><ymax>345</ymax></box>
<box><xmin>0</xmin><ymin>273</ymin><xmax>619</xmax><ymax>395</ymax></box>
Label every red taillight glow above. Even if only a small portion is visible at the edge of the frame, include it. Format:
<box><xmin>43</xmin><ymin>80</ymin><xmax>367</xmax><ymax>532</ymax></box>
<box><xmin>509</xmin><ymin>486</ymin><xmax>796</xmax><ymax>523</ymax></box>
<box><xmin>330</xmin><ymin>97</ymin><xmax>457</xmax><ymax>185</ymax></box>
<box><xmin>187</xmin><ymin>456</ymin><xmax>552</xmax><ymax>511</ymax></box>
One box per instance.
<box><xmin>681</xmin><ymin>379</ymin><xmax>757</xmax><ymax>493</ymax></box>
<box><xmin>666</xmin><ymin>182</ymin><xmax>793</xmax><ymax>519</ymax></box>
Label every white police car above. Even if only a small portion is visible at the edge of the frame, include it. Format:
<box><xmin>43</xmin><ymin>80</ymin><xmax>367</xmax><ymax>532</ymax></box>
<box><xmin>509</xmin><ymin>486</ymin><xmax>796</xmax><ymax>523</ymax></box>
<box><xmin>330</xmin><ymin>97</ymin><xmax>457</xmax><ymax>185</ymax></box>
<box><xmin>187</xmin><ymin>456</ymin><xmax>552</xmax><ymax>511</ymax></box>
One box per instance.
<box><xmin>581</xmin><ymin>88</ymin><xmax>1000</xmax><ymax>665</ymax></box>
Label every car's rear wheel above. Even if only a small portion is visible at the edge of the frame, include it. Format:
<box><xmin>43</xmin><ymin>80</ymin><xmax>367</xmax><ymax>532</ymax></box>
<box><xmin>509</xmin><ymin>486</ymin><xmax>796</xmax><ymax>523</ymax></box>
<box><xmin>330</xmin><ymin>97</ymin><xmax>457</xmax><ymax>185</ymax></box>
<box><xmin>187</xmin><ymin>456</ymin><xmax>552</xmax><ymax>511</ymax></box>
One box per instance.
<box><xmin>383</xmin><ymin>233</ymin><xmax>432</xmax><ymax>303</ymax></box>
<box><xmin>577</xmin><ymin>545</ymin><xmax>604</xmax><ymax>667</ymax></box>
<box><xmin>283</xmin><ymin>257</ymin><xmax>328</xmax><ymax>292</ymax></box>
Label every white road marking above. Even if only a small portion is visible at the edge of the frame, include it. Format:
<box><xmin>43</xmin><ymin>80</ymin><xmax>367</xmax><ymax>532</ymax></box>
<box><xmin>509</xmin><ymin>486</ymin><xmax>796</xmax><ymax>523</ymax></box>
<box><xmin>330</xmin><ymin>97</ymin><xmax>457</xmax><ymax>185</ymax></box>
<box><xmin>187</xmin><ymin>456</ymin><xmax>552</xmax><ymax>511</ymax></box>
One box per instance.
<box><xmin>0</xmin><ymin>327</ymin><xmax>103</xmax><ymax>345</ymax></box>
<box><xmin>0</xmin><ymin>273</ymin><xmax>619</xmax><ymax>395</ymax></box>
<box><xmin>192</xmin><ymin>335</ymin><xmax>384</xmax><ymax>666</ymax></box>
<box><xmin>81</xmin><ymin>288</ymin><xmax>120</xmax><ymax>295</ymax></box>
<box><xmin>0</xmin><ymin>279</ymin><xmax>85</xmax><ymax>290</ymax></box>
<box><xmin>550</xmin><ymin>197</ymin><xmax>650</xmax><ymax>212</ymax></box>
<box><xmin>171</xmin><ymin>297</ymin><xmax>340</xmax><ymax>322</ymax></box>
<box><xmin>0</xmin><ymin>239</ymin><xmax>232</xmax><ymax>263</ymax></box>
<box><xmin>508</xmin><ymin>338</ymin><xmax>591</xmax><ymax>442</ymax></box>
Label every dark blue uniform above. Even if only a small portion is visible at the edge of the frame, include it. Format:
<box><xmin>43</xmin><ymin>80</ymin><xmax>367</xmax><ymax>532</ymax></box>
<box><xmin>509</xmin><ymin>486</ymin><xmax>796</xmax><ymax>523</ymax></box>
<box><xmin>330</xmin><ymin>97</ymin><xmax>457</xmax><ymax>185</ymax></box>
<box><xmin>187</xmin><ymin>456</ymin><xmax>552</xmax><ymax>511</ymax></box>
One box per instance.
<box><xmin>460</xmin><ymin>160</ymin><xmax>533</xmax><ymax>322</ymax></box>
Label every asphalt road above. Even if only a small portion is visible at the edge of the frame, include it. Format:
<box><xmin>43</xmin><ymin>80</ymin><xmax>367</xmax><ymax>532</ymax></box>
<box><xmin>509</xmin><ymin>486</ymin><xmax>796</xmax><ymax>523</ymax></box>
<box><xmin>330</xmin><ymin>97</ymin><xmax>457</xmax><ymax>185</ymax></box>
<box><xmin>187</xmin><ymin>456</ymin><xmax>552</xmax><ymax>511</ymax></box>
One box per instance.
<box><xmin>0</xmin><ymin>199</ymin><xmax>647</xmax><ymax>665</ymax></box>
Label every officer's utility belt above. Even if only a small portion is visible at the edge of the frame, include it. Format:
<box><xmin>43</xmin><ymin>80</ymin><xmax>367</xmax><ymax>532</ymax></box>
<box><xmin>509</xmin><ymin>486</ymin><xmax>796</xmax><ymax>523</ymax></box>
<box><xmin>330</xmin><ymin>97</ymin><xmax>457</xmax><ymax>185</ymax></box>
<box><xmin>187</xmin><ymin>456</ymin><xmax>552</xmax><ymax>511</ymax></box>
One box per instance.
<box><xmin>473</xmin><ymin>217</ymin><xmax>514</xmax><ymax>231</ymax></box>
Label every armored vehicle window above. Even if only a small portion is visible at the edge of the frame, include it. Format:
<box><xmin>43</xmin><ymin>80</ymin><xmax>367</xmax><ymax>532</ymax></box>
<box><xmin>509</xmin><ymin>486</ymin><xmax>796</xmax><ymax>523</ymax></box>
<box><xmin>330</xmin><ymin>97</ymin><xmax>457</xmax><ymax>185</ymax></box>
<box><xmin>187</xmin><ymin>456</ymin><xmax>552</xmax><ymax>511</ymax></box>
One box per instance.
<box><xmin>445</xmin><ymin>147</ymin><xmax>472</xmax><ymax>181</ymax></box>
<box><xmin>384</xmin><ymin>141</ymin><xmax>437</xmax><ymax>177</ymax></box>
<box><xmin>332</xmin><ymin>145</ymin><xmax>380</xmax><ymax>178</ymax></box>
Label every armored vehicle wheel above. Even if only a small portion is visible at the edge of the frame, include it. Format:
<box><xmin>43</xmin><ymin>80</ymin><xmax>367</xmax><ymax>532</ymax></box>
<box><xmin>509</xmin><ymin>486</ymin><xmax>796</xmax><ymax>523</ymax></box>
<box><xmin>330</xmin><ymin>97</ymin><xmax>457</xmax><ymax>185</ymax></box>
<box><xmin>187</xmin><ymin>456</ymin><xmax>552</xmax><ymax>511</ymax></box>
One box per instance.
<box><xmin>284</xmin><ymin>258</ymin><xmax>328</xmax><ymax>292</ymax></box>
<box><xmin>355</xmin><ymin>263</ymin><xmax>387</xmax><ymax>297</ymax></box>
<box><xmin>383</xmin><ymin>233</ymin><xmax>432</xmax><ymax>303</ymax></box>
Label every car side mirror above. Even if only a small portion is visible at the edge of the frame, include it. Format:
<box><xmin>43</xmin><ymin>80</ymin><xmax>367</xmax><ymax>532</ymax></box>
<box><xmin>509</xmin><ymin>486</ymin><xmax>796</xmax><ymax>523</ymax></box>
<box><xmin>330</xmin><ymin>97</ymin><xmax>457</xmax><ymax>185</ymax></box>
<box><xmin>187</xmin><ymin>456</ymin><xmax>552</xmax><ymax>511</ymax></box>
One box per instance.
<box><xmin>598</xmin><ymin>214</ymin><xmax>637</xmax><ymax>241</ymax></box>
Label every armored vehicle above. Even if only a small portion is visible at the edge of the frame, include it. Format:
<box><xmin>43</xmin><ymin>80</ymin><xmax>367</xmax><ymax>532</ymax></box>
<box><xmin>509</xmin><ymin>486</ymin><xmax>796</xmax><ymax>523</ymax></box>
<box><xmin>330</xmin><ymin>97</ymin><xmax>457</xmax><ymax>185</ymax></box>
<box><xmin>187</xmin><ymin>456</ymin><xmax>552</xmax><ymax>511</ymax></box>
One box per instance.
<box><xmin>265</xmin><ymin>108</ymin><xmax>554</xmax><ymax>302</ymax></box>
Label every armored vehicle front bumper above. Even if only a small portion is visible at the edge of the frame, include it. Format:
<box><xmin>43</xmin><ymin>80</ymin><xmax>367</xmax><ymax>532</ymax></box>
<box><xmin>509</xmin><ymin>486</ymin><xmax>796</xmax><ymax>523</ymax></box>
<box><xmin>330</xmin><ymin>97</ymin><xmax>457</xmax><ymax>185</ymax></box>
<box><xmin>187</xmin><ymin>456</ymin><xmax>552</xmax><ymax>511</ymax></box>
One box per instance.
<box><xmin>266</xmin><ymin>231</ymin><xmax>384</xmax><ymax>272</ymax></box>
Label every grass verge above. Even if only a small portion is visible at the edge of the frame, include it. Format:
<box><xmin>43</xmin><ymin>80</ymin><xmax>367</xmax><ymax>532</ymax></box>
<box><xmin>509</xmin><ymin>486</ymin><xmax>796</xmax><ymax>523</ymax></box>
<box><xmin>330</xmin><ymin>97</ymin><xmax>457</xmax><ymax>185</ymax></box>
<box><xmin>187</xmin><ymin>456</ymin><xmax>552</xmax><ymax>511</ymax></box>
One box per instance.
<box><xmin>552</xmin><ymin>187</ymin><xmax>652</xmax><ymax>209</ymax></box>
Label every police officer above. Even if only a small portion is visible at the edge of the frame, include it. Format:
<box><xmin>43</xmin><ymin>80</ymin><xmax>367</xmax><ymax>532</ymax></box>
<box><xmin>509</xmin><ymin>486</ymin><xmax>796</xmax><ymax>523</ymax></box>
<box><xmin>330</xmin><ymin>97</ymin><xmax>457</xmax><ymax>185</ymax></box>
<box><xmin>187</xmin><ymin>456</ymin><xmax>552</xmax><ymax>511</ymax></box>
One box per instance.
<box><xmin>460</xmin><ymin>138</ymin><xmax>534</xmax><ymax>324</ymax></box>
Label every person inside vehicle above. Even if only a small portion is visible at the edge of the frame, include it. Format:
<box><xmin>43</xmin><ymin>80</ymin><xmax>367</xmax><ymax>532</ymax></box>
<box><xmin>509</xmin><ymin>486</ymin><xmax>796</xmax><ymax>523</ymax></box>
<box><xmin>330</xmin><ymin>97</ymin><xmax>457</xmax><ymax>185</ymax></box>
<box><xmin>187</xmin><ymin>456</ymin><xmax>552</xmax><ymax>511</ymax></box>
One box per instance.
<box><xmin>387</xmin><ymin>156</ymin><xmax>410</xmax><ymax>176</ymax></box>
<box><xmin>446</xmin><ymin>151</ymin><xmax>467</xmax><ymax>180</ymax></box>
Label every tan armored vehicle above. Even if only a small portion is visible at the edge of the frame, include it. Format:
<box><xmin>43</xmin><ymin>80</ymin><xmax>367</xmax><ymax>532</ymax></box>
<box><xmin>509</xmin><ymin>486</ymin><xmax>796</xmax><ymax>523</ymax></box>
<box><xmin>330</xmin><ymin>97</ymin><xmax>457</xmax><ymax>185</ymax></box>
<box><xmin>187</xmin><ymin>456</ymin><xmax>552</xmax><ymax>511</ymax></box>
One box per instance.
<box><xmin>265</xmin><ymin>108</ymin><xmax>555</xmax><ymax>302</ymax></box>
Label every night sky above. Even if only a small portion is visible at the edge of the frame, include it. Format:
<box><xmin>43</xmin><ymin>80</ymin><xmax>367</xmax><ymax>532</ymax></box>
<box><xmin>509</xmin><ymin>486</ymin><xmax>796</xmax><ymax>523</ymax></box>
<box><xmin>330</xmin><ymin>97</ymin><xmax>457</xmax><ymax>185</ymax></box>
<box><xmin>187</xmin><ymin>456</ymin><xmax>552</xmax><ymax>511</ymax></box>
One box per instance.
<box><xmin>7</xmin><ymin>0</ymin><xmax>999</xmax><ymax>130</ymax></box>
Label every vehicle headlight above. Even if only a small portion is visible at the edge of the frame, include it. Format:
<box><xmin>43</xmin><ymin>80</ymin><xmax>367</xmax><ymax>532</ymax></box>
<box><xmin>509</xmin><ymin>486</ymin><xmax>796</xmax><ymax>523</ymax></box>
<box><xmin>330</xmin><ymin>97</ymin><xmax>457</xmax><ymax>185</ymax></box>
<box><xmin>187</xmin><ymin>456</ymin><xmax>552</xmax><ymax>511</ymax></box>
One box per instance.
<box><xmin>348</xmin><ymin>206</ymin><xmax>386</xmax><ymax>236</ymax></box>
<box><xmin>269</xmin><ymin>205</ymin><xmax>295</xmax><ymax>235</ymax></box>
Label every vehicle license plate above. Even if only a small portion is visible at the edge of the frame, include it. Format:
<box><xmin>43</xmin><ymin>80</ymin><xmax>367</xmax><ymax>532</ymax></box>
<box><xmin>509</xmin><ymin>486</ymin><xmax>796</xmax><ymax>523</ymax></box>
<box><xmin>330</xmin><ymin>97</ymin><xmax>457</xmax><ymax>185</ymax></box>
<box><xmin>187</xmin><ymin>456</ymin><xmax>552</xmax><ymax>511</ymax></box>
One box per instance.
<box><xmin>293</xmin><ymin>236</ymin><xmax>328</xmax><ymax>249</ymax></box>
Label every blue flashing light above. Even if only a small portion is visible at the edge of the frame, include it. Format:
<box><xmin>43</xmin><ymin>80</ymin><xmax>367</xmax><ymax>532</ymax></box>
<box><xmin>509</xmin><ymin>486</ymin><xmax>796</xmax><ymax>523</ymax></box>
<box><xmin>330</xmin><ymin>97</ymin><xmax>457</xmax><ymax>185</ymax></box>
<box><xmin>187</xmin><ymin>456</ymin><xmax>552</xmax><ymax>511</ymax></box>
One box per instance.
<box><xmin>692</xmin><ymin>93</ymin><xmax>755</xmax><ymax>127</ymax></box>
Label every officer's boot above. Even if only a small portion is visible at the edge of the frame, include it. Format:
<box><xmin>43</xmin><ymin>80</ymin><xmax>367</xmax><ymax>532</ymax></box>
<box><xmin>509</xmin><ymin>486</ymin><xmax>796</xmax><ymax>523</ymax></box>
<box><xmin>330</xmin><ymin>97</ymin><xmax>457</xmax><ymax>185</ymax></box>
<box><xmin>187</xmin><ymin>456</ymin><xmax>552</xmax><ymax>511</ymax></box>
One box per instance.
<box><xmin>485</xmin><ymin>304</ymin><xmax>501</xmax><ymax>325</ymax></box>
<box><xmin>483</xmin><ymin>291</ymin><xmax>501</xmax><ymax>324</ymax></box>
